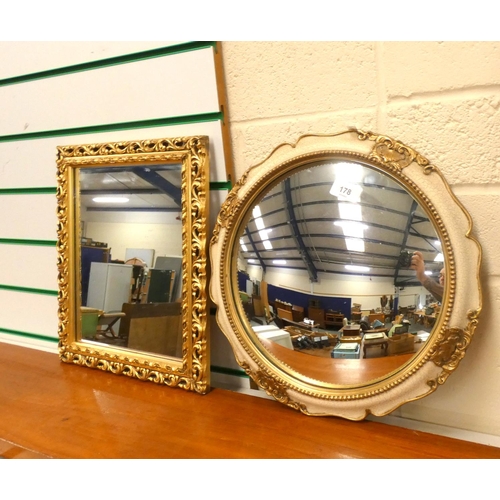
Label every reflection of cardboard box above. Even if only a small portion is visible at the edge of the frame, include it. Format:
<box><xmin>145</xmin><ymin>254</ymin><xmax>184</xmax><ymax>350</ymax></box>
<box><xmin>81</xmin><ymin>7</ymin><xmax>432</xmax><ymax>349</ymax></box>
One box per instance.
<box><xmin>387</xmin><ymin>333</ymin><xmax>415</xmax><ymax>356</ymax></box>
<box><xmin>332</xmin><ymin>343</ymin><xmax>360</xmax><ymax>359</ymax></box>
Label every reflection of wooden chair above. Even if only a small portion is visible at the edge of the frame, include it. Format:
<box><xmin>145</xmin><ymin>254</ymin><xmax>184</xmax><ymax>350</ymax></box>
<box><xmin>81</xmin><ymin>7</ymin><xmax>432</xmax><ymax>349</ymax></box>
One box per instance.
<box><xmin>97</xmin><ymin>312</ymin><xmax>126</xmax><ymax>338</ymax></box>
<box><xmin>120</xmin><ymin>302</ymin><xmax>183</xmax><ymax>357</ymax></box>
<box><xmin>392</xmin><ymin>314</ymin><xmax>404</xmax><ymax>325</ymax></box>
<box><xmin>80</xmin><ymin>307</ymin><xmax>102</xmax><ymax>340</ymax></box>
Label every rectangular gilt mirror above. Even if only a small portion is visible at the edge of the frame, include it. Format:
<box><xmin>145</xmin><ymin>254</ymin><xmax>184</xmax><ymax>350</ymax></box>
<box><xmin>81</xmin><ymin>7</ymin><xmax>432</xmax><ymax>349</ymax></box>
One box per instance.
<box><xmin>56</xmin><ymin>136</ymin><xmax>210</xmax><ymax>393</ymax></box>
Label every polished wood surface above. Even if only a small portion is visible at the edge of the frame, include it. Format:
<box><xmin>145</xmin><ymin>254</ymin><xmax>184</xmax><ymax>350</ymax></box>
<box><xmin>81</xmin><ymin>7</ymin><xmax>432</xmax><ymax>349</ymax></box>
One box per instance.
<box><xmin>1</xmin><ymin>343</ymin><xmax>499</xmax><ymax>458</ymax></box>
<box><xmin>260</xmin><ymin>338</ymin><xmax>414</xmax><ymax>385</ymax></box>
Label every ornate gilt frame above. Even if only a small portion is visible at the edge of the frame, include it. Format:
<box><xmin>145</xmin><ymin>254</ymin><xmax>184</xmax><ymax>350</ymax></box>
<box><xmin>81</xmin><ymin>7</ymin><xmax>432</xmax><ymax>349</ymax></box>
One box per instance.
<box><xmin>57</xmin><ymin>136</ymin><xmax>210</xmax><ymax>393</ymax></box>
<box><xmin>210</xmin><ymin>130</ymin><xmax>482</xmax><ymax>419</ymax></box>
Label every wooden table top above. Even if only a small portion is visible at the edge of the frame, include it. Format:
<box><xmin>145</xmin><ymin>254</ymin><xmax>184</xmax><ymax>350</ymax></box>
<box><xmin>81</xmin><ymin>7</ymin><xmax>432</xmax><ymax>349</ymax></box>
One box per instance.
<box><xmin>1</xmin><ymin>342</ymin><xmax>499</xmax><ymax>459</ymax></box>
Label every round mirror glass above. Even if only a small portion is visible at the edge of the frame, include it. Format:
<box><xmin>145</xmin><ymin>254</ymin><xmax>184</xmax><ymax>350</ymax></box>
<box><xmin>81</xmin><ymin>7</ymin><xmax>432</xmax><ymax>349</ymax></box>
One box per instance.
<box><xmin>235</xmin><ymin>159</ymin><xmax>443</xmax><ymax>386</ymax></box>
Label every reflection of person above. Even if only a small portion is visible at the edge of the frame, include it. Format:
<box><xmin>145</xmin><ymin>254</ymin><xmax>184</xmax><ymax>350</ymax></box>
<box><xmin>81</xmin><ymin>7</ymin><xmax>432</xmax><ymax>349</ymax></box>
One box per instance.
<box><xmin>411</xmin><ymin>251</ymin><xmax>444</xmax><ymax>302</ymax></box>
<box><xmin>380</xmin><ymin>294</ymin><xmax>388</xmax><ymax>308</ymax></box>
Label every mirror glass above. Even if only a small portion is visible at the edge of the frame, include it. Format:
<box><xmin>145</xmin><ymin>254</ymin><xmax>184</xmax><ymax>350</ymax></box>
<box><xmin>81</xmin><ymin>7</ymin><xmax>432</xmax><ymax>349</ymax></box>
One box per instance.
<box><xmin>236</xmin><ymin>159</ymin><xmax>443</xmax><ymax>386</ymax></box>
<box><xmin>57</xmin><ymin>136</ymin><xmax>210</xmax><ymax>393</ymax></box>
<box><xmin>77</xmin><ymin>163</ymin><xmax>184</xmax><ymax>358</ymax></box>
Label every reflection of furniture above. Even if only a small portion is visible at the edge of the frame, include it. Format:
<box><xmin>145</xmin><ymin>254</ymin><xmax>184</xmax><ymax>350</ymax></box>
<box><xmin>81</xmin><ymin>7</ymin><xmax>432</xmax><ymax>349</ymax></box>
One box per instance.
<box><xmin>363</xmin><ymin>333</ymin><xmax>388</xmax><ymax>357</ymax></box>
<box><xmin>365</xmin><ymin>327</ymin><xmax>388</xmax><ymax>334</ymax></box>
<box><xmin>96</xmin><ymin>312</ymin><xmax>127</xmax><ymax>338</ymax></box>
<box><xmin>308</xmin><ymin>306</ymin><xmax>325</xmax><ymax>329</ymax></box>
<box><xmin>80</xmin><ymin>246</ymin><xmax>110</xmax><ymax>306</ymax></box>
<box><xmin>155</xmin><ymin>256</ymin><xmax>183</xmax><ymax>301</ymax></box>
<box><xmin>80</xmin><ymin>307</ymin><xmax>102</xmax><ymax>339</ymax></box>
<box><xmin>292</xmin><ymin>305</ymin><xmax>305</xmax><ymax>322</ymax></box>
<box><xmin>350</xmin><ymin>311</ymin><xmax>362</xmax><ymax>323</ymax></box>
<box><xmin>325</xmin><ymin>312</ymin><xmax>344</xmax><ymax>330</ymax></box>
<box><xmin>254</xmin><ymin>325</ymin><xmax>293</xmax><ymax>350</ymax></box>
<box><xmin>277</xmin><ymin>307</ymin><xmax>294</xmax><ymax>322</ymax></box>
<box><xmin>332</xmin><ymin>343</ymin><xmax>360</xmax><ymax>359</ymax></box>
<box><xmin>340</xmin><ymin>336</ymin><xmax>362</xmax><ymax>344</ymax></box>
<box><xmin>252</xmin><ymin>295</ymin><xmax>265</xmax><ymax>317</ymax></box>
<box><xmin>144</xmin><ymin>269</ymin><xmax>175</xmax><ymax>303</ymax></box>
<box><xmin>342</xmin><ymin>324</ymin><xmax>362</xmax><ymax>337</ymax></box>
<box><xmin>368</xmin><ymin>313</ymin><xmax>385</xmax><ymax>324</ymax></box>
<box><xmin>386</xmin><ymin>333</ymin><xmax>415</xmax><ymax>356</ymax></box>
<box><xmin>87</xmin><ymin>262</ymin><xmax>133</xmax><ymax>334</ymax></box>
<box><xmin>120</xmin><ymin>302</ymin><xmax>183</xmax><ymax>357</ymax></box>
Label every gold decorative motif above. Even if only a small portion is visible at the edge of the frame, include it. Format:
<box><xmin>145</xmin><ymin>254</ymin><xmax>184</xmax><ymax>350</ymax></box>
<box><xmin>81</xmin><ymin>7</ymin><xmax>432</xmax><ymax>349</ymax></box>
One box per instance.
<box><xmin>429</xmin><ymin>309</ymin><xmax>479</xmax><ymax>385</ymax></box>
<box><xmin>57</xmin><ymin>136</ymin><xmax>210</xmax><ymax>394</ymax></box>
<box><xmin>241</xmin><ymin>363</ymin><xmax>307</xmax><ymax>413</ymax></box>
<box><xmin>357</xmin><ymin>129</ymin><xmax>435</xmax><ymax>173</ymax></box>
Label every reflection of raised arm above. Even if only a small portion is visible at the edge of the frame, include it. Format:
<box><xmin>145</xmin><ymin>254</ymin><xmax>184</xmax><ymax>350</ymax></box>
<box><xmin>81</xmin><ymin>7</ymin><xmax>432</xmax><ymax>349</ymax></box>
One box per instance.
<box><xmin>411</xmin><ymin>251</ymin><xmax>444</xmax><ymax>302</ymax></box>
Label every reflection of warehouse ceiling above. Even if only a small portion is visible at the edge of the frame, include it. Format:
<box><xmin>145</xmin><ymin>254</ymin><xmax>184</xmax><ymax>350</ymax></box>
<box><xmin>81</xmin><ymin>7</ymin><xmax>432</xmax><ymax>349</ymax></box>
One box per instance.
<box><xmin>238</xmin><ymin>161</ymin><xmax>443</xmax><ymax>288</ymax></box>
<box><xmin>79</xmin><ymin>164</ymin><xmax>183</xmax><ymax>213</ymax></box>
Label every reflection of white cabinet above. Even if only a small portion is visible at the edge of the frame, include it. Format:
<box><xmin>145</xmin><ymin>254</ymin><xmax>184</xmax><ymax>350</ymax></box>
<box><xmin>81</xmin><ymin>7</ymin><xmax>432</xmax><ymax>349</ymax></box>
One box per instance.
<box><xmin>87</xmin><ymin>262</ymin><xmax>133</xmax><ymax>312</ymax></box>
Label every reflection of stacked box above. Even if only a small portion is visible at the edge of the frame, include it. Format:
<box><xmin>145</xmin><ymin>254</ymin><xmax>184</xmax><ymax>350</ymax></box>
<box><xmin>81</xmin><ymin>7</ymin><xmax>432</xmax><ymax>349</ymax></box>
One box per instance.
<box><xmin>332</xmin><ymin>343</ymin><xmax>360</xmax><ymax>359</ymax></box>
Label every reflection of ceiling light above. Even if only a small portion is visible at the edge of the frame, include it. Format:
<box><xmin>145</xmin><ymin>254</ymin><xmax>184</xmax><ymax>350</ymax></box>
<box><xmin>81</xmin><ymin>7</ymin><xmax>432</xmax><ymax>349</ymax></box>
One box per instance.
<box><xmin>338</xmin><ymin>203</ymin><xmax>363</xmax><ymax>221</ymax></box>
<box><xmin>434</xmin><ymin>253</ymin><xmax>444</xmax><ymax>262</ymax></box>
<box><xmin>92</xmin><ymin>197</ymin><xmax>129</xmax><ymax>203</ymax></box>
<box><xmin>259</xmin><ymin>229</ymin><xmax>272</xmax><ymax>240</ymax></box>
<box><xmin>263</xmin><ymin>240</ymin><xmax>273</xmax><ymax>250</ymax></box>
<box><xmin>425</xmin><ymin>271</ymin><xmax>433</xmax><ymax>275</ymax></box>
<box><xmin>252</xmin><ymin>205</ymin><xmax>262</xmax><ymax>218</ymax></box>
<box><xmin>334</xmin><ymin>221</ymin><xmax>368</xmax><ymax>237</ymax></box>
<box><xmin>248</xmin><ymin>259</ymin><xmax>256</xmax><ymax>264</ymax></box>
<box><xmin>255</xmin><ymin>217</ymin><xmax>265</xmax><ymax>230</ymax></box>
<box><xmin>345</xmin><ymin>265</ymin><xmax>370</xmax><ymax>272</ymax></box>
<box><xmin>240</xmin><ymin>239</ymin><xmax>248</xmax><ymax>252</ymax></box>
<box><xmin>272</xmin><ymin>260</ymin><xmax>287</xmax><ymax>265</ymax></box>
<box><xmin>345</xmin><ymin>239</ymin><xmax>365</xmax><ymax>252</ymax></box>
<box><xmin>434</xmin><ymin>240</ymin><xmax>441</xmax><ymax>246</ymax></box>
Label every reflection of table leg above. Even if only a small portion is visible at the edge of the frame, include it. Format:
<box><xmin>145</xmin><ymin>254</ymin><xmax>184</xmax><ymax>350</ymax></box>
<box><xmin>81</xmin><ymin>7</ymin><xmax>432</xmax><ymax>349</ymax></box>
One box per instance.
<box><xmin>97</xmin><ymin>312</ymin><xmax>126</xmax><ymax>338</ymax></box>
<box><xmin>363</xmin><ymin>340</ymin><xmax>388</xmax><ymax>358</ymax></box>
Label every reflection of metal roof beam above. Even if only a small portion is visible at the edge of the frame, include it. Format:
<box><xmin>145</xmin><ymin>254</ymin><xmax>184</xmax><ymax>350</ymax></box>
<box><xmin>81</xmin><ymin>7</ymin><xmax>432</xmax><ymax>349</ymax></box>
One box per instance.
<box><xmin>283</xmin><ymin>178</ymin><xmax>318</xmax><ymax>282</ymax></box>
<box><xmin>132</xmin><ymin>167</ymin><xmax>181</xmax><ymax>207</ymax></box>
<box><xmin>82</xmin><ymin>188</ymin><xmax>161</xmax><ymax>196</ymax></box>
<box><xmin>83</xmin><ymin>164</ymin><xmax>182</xmax><ymax>174</ymax></box>
<box><xmin>261</xmin><ymin>199</ymin><xmax>422</xmax><ymax>221</ymax></box>
<box><xmin>394</xmin><ymin>200</ymin><xmax>418</xmax><ymax>285</ymax></box>
<box><xmin>87</xmin><ymin>207</ymin><xmax>179</xmax><ymax>212</ymax></box>
<box><xmin>249</xmin><ymin>232</ymin><xmax>433</xmax><ymax>254</ymax></box>
<box><xmin>244</xmin><ymin>228</ymin><xmax>266</xmax><ymax>272</ymax></box>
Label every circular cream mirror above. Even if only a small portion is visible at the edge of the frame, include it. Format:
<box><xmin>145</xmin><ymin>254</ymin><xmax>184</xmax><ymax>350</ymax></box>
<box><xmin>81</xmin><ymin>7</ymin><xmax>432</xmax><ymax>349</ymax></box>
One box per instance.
<box><xmin>210</xmin><ymin>130</ymin><xmax>482</xmax><ymax>420</ymax></box>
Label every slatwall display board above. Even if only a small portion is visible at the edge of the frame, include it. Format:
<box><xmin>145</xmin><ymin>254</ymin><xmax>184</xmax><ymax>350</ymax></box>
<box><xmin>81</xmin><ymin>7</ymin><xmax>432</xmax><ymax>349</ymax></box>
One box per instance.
<box><xmin>0</xmin><ymin>41</ymin><xmax>233</xmax><ymax>352</ymax></box>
